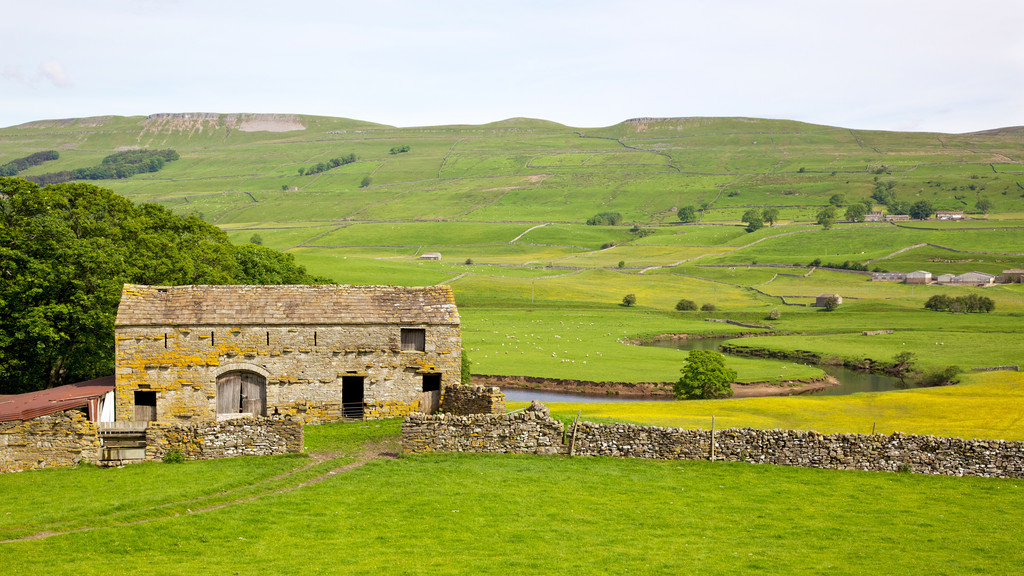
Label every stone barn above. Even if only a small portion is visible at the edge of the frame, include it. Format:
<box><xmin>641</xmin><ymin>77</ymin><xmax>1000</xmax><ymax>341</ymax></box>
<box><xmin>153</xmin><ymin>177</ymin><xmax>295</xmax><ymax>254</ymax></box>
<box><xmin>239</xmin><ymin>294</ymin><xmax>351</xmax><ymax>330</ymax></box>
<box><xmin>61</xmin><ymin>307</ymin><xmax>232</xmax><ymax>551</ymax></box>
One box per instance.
<box><xmin>114</xmin><ymin>284</ymin><xmax>461</xmax><ymax>424</ymax></box>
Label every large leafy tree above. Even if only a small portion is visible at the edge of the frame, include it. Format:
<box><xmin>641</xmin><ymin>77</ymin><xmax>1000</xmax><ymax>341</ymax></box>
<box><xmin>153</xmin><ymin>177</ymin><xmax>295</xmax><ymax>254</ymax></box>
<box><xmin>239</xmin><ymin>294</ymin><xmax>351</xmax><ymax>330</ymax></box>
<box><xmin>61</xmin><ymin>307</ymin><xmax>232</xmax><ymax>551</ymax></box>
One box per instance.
<box><xmin>674</xmin><ymin>350</ymin><xmax>737</xmax><ymax>399</ymax></box>
<box><xmin>0</xmin><ymin>178</ymin><xmax>323</xmax><ymax>394</ymax></box>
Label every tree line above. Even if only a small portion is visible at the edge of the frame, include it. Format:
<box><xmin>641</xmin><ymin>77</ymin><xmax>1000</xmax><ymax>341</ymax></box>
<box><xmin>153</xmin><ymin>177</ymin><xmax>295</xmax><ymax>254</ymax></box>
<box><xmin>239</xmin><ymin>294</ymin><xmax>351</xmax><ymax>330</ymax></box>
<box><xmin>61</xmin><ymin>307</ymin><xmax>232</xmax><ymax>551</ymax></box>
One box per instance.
<box><xmin>0</xmin><ymin>150</ymin><xmax>60</xmax><ymax>176</ymax></box>
<box><xmin>0</xmin><ymin>177</ymin><xmax>329</xmax><ymax>395</ymax></box>
<box><xmin>26</xmin><ymin>149</ymin><xmax>180</xmax><ymax>186</ymax></box>
<box><xmin>297</xmin><ymin>153</ymin><xmax>357</xmax><ymax>176</ymax></box>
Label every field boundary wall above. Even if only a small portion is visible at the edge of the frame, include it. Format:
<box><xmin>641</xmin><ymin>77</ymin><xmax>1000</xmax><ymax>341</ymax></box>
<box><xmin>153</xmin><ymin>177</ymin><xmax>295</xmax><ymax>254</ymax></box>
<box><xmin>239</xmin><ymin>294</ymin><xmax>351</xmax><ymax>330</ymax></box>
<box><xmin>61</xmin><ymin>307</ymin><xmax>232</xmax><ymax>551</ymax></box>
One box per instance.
<box><xmin>402</xmin><ymin>404</ymin><xmax>1024</xmax><ymax>478</ymax></box>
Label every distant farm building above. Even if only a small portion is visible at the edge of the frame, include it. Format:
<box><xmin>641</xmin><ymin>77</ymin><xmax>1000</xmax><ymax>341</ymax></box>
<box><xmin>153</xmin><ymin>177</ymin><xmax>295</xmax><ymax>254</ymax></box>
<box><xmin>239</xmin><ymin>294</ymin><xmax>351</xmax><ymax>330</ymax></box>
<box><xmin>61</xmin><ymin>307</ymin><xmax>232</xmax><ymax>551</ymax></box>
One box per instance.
<box><xmin>114</xmin><ymin>284</ymin><xmax>461</xmax><ymax>424</ymax></box>
<box><xmin>942</xmin><ymin>272</ymin><xmax>995</xmax><ymax>286</ymax></box>
<box><xmin>419</xmin><ymin>252</ymin><xmax>442</xmax><ymax>261</ymax></box>
<box><xmin>936</xmin><ymin>273</ymin><xmax>957</xmax><ymax>284</ymax></box>
<box><xmin>885</xmin><ymin>214</ymin><xmax>911</xmax><ymax>222</ymax></box>
<box><xmin>935</xmin><ymin>210</ymin><xmax>965</xmax><ymax>221</ymax></box>
<box><xmin>905</xmin><ymin>270</ymin><xmax>932</xmax><ymax>284</ymax></box>
<box><xmin>872</xmin><ymin>272</ymin><xmax>906</xmax><ymax>282</ymax></box>
<box><xmin>1000</xmin><ymin>269</ymin><xmax>1024</xmax><ymax>283</ymax></box>
<box><xmin>866</xmin><ymin>210</ymin><xmax>884</xmax><ymax>222</ymax></box>
<box><xmin>814</xmin><ymin>294</ymin><xmax>843</xmax><ymax>307</ymax></box>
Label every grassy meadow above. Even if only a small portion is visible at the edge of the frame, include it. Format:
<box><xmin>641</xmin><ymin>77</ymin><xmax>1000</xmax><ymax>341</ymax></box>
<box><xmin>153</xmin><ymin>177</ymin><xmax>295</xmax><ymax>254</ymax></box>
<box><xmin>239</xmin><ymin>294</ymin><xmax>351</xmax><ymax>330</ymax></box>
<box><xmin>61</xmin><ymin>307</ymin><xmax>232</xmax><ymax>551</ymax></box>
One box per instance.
<box><xmin>2</xmin><ymin>113</ymin><xmax>1023</xmax><ymax>573</ymax></box>
<box><xmin>2</xmin><ymin>420</ymin><xmax>1023</xmax><ymax>575</ymax></box>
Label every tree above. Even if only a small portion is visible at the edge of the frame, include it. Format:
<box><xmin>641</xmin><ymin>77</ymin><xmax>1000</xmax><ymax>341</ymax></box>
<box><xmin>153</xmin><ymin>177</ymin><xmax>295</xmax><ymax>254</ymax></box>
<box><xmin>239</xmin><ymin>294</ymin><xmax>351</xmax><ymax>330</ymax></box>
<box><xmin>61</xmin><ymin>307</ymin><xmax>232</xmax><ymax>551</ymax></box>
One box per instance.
<box><xmin>844</xmin><ymin>203</ymin><xmax>867</xmax><ymax>222</ymax></box>
<box><xmin>890</xmin><ymin>351</ymin><xmax>917</xmax><ymax>386</ymax></box>
<box><xmin>677</xmin><ymin>205</ymin><xmax>698</xmax><ymax>223</ymax></box>
<box><xmin>674</xmin><ymin>350</ymin><xmax>737</xmax><ymax>399</ymax></box>
<box><xmin>741</xmin><ymin>209</ymin><xmax>763</xmax><ymax>232</ymax></box>
<box><xmin>822</xmin><ymin>295</ymin><xmax>840</xmax><ymax>311</ymax></box>
<box><xmin>816</xmin><ymin>206</ymin><xmax>837</xmax><ymax>229</ymax></box>
<box><xmin>975</xmin><ymin>198</ymin><xmax>993</xmax><ymax>213</ymax></box>
<box><xmin>360</xmin><ymin>176</ymin><xmax>371</xmax><ymax>188</ymax></box>
<box><xmin>829</xmin><ymin>193</ymin><xmax>846</xmax><ymax>207</ymax></box>
<box><xmin>675</xmin><ymin>298</ymin><xmax>697</xmax><ymax>311</ymax></box>
<box><xmin>0</xmin><ymin>177</ymin><xmax>324</xmax><ymax>395</ymax></box>
<box><xmin>761</xmin><ymin>207</ymin><xmax>779</xmax><ymax>227</ymax></box>
<box><xmin>249</xmin><ymin>233</ymin><xmax>263</xmax><ymax>245</ymax></box>
<box><xmin>622</xmin><ymin>293</ymin><xmax>637</xmax><ymax>307</ymax></box>
<box><xmin>908</xmin><ymin>200</ymin><xmax>934</xmax><ymax>220</ymax></box>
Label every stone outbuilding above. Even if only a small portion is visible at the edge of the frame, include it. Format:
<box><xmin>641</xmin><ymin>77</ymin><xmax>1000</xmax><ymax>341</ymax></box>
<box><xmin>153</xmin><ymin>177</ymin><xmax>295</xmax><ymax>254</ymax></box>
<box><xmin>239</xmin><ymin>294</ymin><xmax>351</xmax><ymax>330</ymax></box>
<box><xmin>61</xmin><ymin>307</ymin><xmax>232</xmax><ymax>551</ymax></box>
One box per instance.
<box><xmin>905</xmin><ymin>270</ymin><xmax>932</xmax><ymax>284</ymax></box>
<box><xmin>114</xmin><ymin>284</ymin><xmax>461</xmax><ymax>424</ymax></box>
<box><xmin>814</xmin><ymin>293</ymin><xmax>842</xmax><ymax>307</ymax></box>
<box><xmin>1000</xmin><ymin>269</ymin><xmax>1024</xmax><ymax>284</ymax></box>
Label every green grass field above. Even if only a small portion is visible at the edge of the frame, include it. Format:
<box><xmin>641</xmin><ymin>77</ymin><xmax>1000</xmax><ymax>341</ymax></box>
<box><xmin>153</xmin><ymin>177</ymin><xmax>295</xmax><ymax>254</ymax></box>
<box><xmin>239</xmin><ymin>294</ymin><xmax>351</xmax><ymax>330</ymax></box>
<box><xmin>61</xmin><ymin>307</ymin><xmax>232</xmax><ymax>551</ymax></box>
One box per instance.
<box><xmin>1</xmin><ymin>419</ymin><xmax>1021</xmax><ymax>575</ymax></box>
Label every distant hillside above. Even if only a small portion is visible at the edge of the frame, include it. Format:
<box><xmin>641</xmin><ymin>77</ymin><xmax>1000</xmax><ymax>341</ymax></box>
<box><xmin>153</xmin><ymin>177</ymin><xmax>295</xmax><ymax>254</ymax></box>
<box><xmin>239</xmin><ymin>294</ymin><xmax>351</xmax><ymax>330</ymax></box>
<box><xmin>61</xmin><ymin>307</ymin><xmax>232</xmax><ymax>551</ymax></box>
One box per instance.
<box><xmin>1</xmin><ymin>113</ymin><xmax>1022</xmax><ymax>225</ymax></box>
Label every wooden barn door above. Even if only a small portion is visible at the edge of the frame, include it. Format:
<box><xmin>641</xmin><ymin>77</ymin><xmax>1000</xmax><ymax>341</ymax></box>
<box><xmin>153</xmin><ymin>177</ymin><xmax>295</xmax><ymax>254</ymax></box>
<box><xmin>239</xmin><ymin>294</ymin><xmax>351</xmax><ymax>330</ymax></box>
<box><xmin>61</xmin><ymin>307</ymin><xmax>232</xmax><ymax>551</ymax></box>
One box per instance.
<box><xmin>217</xmin><ymin>373</ymin><xmax>242</xmax><ymax>415</ymax></box>
<box><xmin>240</xmin><ymin>373</ymin><xmax>266</xmax><ymax>416</ymax></box>
<box><xmin>420</xmin><ymin>373</ymin><xmax>441</xmax><ymax>414</ymax></box>
<box><xmin>134</xmin><ymin>391</ymin><xmax>157</xmax><ymax>422</ymax></box>
<box><xmin>218</xmin><ymin>372</ymin><xmax>266</xmax><ymax>416</ymax></box>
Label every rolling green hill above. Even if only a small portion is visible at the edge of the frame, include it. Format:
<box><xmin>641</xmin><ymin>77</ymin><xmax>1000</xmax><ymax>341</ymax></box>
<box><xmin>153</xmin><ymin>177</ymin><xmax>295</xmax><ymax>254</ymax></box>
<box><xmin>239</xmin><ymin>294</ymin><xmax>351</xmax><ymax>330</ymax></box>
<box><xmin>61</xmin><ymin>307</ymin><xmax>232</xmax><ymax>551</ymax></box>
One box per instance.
<box><xmin>2</xmin><ymin>113</ymin><xmax>1023</xmax><ymax>388</ymax></box>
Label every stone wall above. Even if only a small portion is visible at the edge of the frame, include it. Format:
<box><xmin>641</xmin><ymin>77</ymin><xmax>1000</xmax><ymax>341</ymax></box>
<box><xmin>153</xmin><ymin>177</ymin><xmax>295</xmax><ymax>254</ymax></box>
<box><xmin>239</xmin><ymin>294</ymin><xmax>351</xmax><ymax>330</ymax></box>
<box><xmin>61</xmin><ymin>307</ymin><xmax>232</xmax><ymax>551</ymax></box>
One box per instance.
<box><xmin>402</xmin><ymin>406</ymin><xmax>1024</xmax><ymax>478</ymax></box>
<box><xmin>440</xmin><ymin>384</ymin><xmax>505</xmax><ymax>415</ymax></box>
<box><xmin>145</xmin><ymin>417</ymin><xmax>304</xmax><ymax>461</ymax></box>
<box><xmin>115</xmin><ymin>323</ymin><xmax>462</xmax><ymax>423</ymax></box>
<box><xmin>0</xmin><ymin>410</ymin><xmax>101</xmax><ymax>473</ymax></box>
<box><xmin>403</xmin><ymin>403</ymin><xmax>563</xmax><ymax>455</ymax></box>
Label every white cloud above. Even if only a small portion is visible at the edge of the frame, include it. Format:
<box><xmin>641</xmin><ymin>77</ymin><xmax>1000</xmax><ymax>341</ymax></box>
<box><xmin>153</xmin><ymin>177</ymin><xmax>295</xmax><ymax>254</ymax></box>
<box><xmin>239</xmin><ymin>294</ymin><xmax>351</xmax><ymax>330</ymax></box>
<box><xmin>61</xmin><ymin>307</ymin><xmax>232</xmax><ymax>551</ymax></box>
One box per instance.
<box><xmin>41</xmin><ymin>61</ymin><xmax>71</xmax><ymax>88</ymax></box>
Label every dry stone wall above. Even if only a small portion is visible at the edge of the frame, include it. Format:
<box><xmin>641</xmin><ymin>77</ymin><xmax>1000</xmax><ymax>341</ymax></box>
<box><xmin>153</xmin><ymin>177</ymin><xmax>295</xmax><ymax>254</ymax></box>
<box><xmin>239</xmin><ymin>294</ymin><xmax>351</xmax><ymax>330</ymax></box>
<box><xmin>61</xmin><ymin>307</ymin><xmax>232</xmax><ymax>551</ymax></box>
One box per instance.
<box><xmin>403</xmin><ymin>405</ymin><xmax>1024</xmax><ymax>478</ymax></box>
<box><xmin>146</xmin><ymin>417</ymin><xmax>303</xmax><ymax>461</ymax></box>
<box><xmin>403</xmin><ymin>403</ymin><xmax>563</xmax><ymax>455</ymax></box>
<box><xmin>0</xmin><ymin>410</ymin><xmax>101</xmax><ymax>473</ymax></box>
<box><xmin>440</xmin><ymin>384</ymin><xmax>505</xmax><ymax>415</ymax></box>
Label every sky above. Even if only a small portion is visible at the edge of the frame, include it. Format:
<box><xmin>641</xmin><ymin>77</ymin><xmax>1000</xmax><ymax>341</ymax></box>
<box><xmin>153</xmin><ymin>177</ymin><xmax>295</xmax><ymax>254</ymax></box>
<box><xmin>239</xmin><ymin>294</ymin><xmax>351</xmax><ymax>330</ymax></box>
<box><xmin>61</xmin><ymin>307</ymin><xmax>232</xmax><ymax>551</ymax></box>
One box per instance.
<box><xmin>4</xmin><ymin>0</ymin><xmax>1024</xmax><ymax>133</ymax></box>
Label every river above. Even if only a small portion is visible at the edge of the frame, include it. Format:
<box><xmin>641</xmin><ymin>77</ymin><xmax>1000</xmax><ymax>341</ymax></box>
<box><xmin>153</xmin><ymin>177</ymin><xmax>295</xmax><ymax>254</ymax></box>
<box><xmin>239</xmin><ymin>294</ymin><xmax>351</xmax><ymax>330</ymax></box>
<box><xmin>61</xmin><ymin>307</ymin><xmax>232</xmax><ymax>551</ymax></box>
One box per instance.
<box><xmin>502</xmin><ymin>336</ymin><xmax>901</xmax><ymax>402</ymax></box>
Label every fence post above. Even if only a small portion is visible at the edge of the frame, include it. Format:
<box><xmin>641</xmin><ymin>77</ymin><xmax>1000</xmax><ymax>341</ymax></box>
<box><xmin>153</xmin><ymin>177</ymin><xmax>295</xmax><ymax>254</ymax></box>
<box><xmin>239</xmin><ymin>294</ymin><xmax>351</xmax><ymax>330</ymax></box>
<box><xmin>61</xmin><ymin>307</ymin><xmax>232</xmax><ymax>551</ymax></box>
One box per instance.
<box><xmin>710</xmin><ymin>415</ymin><xmax>716</xmax><ymax>461</ymax></box>
<box><xmin>569</xmin><ymin>410</ymin><xmax>580</xmax><ymax>457</ymax></box>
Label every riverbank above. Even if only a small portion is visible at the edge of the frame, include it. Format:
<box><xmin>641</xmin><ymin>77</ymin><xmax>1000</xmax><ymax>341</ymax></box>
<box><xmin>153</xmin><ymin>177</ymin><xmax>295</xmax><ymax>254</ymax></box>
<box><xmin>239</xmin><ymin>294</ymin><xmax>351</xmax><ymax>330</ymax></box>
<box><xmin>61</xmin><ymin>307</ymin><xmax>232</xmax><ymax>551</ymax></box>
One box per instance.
<box><xmin>471</xmin><ymin>374</ymin><xmax>837</xmax><ymax>399</ymax></box>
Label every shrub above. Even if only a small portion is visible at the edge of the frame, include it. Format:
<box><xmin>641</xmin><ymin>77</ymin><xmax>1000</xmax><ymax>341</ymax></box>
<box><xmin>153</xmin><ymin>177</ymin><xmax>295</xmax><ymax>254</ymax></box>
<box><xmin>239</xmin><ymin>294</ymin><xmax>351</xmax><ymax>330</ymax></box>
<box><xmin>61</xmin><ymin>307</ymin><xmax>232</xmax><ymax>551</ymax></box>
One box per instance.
<box><xmin>586</xmin><ymin>212</ymin><xmax>622</xmax><ymax>226</ymax></box>
<box><xmin>617</xmin><ymin>260</ymin><xmax>625</xmax><ymax>269</ymax></box>
<box><xmin>675</xmin><ymin>299</ymin><xmax>697</xmax><ymax>311</ymax></box>
<box><xmin>915</xmin><ymin>366</ymin><xmax>961</xmax><ymax>388</ymax></box>
<box><xmin>162</xmin><ymin>450</ymin><xmax>185</xmax><ymax>464</ymax></box>
<box><xmin>622</xmin><ymin>293</ymin><xmax>637</xmax><ymax>307</ymax></box>
<box><xmin>700</xmin><ymin>303</ymin><xmax>716</xmax><ymax>312</ymax></box>
<box><xmin>767</xmin><ymin>308</ymin><xmax>781</xmax><ymax>320</ymax></box>
<box><xmin>601</xmin><ymin>242</ymin><xmax>616</xmax><ymax>249</ymax></box>
<box><xmin>464</xmin><ymin>258</ymin><xmax>473</xmax><ymax>265</ymax></box>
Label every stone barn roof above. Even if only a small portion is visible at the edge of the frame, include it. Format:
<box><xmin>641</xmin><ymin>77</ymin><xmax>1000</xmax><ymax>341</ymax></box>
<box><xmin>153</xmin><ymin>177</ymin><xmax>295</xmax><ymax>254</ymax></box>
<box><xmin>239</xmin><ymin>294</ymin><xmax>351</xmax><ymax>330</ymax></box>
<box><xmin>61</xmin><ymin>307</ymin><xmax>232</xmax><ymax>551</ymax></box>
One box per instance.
<box><xmin>115</xmin><ymin>284</ymin><xmax>460</xmax><ymax>327</ymax></box>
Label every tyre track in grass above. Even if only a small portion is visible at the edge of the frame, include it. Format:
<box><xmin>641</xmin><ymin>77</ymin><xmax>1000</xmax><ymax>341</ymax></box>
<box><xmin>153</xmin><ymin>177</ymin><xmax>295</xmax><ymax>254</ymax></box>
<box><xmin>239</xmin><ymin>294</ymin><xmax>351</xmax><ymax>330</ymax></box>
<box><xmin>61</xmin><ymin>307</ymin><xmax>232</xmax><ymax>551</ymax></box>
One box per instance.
<box><xmin>0</xmin><ymin>439</ymin><xmax>399</xmax><ymax>544</ymax></box>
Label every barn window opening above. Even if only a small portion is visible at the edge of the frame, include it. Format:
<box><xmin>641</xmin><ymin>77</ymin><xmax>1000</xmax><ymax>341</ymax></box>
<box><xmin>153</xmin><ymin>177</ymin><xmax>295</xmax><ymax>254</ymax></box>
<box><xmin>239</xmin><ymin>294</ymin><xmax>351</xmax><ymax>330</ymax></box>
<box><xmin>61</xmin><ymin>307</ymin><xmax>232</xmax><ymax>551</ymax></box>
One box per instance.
<box><xmin>401</xmin><ymin>328</ymin><xmax>426</xmax><ymax>351</ymax></box>
<box><xmin>217</xmin><ymin>371</ymin><xmax>267</xmax><ymax>416</ymax></box>
<box><xmin>211</xmin><ymin>331</ymin><xmax>215</xmax><ymax>347</ymax></box>
<box><xmin>134</xmin><ymin>391</ymin><xmax>157</xmax><ymax>422</ymax></box>
<box><xmin>314</xmin><ymin>331</ymin><xmax>318</xmax><ymax>346</ymax></box>
<box><xmin>164</xmin><ymin>333</ymin><xmax>167</xmax><ymax>348</ymax></box>
<box><xmin>266</xmin><ymin>331</ymin><xmax>270</xmax><ymax>345</ymax></box>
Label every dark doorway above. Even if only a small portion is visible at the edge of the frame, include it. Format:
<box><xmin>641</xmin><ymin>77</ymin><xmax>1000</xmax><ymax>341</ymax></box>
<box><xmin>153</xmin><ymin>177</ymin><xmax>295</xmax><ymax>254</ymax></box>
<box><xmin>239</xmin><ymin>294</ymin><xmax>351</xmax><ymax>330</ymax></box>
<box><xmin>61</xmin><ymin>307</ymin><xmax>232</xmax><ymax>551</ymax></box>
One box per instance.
<box><xmin>134</xmin><ymin>391</ymin><xmax>157</xmax><ymax>422</ymax></box>
<box><xmin>342</xmin><ymin>376</ymin><xmax>365</xmax><ymax>419</ymax></box>
<box><xmin>217</xmin><ymin>371</ymin><xmax>267</xmax><ymax>416</ymax></box>
<box><xmin>420</xmin><ymin>373</ymin><xmax>442</xmax><ymax>414</ymax></box>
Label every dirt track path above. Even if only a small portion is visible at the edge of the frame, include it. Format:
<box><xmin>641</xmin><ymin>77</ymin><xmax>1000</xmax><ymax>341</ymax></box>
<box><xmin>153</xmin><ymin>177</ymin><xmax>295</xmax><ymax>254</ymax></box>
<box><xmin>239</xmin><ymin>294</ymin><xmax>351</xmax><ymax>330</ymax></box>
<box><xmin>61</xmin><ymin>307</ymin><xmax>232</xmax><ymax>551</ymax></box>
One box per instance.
<box><xmin>0</xmin><ymin>440</ymin><xmax>399</xmax><ymax>544</ymax></box>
